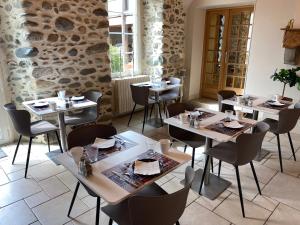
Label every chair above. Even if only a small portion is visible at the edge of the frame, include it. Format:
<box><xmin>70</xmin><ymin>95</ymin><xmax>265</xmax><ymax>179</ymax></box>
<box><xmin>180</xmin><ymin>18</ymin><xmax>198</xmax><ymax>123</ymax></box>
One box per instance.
<box><xmin>102</xmin><ymin>166</ymin><xmax>195</xmax><ymax>225</ymax></box>
<box><xmin>199</xmin><ymin>122</ymin><xmax>270</xmax><ymax>217</ymax></box>
<box><xmin>67</xmin><ymin>124</ymin><xmax>117</xmax><ymax>225</ymax></box>
<box><xmin>128</xmin><ymin>84</ymin><xmax>163</xmax><ymax>133</ymax></box>
<box><xmin>64</xmin><ymin>90</ymin><xmax>102</xmax><ymax>126</ymax></box>
<box><xmin>263</xmin><ymin>108</ymin><xmax>300</xmax><ymax>172</ymax></box>
<box><xmin>3</xmin><ymin>103</ymin><xmax>62</xmax><ymax>178</ymax></box>
<box><xmin>167</xmin><ymin>102</ymin><xmax>206</xmax><ymax>168</ymax></box>
<box><xmin>217</xmin><ymin>90</ymin><xmax>236</xmax><ymax>112</ymax></box>
<box><xmin>159</xmin><ymin>77</ymin><xmax>181</xmax><ymax>114</ymax></box>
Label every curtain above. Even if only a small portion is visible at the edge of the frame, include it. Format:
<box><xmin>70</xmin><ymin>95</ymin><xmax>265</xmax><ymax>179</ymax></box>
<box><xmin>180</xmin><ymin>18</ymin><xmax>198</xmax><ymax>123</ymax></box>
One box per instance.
<box><xmin>0</xmin><ymin>48</ymin><xmax>15</xmax><ymax>145</ymax></box>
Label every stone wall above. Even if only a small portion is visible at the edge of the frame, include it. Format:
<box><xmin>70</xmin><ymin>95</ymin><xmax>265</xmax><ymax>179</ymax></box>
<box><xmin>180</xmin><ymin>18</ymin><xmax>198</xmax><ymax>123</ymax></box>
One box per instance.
<box><xmin>142</xmin><ymin>0</ymin><xmax>185</xmax><ymax>77</ymax></box>
<box><xmin>0</xmin><ymin>0</ymin><xmax>112</xmax><ymax>123</ymax></box>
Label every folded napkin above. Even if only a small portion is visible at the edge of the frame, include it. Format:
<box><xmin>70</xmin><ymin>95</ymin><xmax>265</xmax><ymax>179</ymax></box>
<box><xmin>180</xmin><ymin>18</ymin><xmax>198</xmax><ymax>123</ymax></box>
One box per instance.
<box><xmin>91</xmin><ymin>138</ymin><xmax>115</xmax><ymax>149</ymax></box>
<box><xmin>134</xmin><ymin>160</ymin><xmax>160</xmax><ymax>175</ymax></box>
<box><xmin>223</xmin><ymin>120</ymin><xmax>244</xmax><ymax>129</ymax></box>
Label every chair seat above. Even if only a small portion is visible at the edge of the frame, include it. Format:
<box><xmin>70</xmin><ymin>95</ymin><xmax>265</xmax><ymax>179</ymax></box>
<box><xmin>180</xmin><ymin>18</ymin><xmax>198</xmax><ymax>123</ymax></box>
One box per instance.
<box><xmin>263</xmin><ymin>118</ymin><xmax>279</xmax><ymax>134</ymax></box>
<box><xmin>30</xmin><ymin>121</ymin><xmax>58</xmax><ymax>136</ymax></box>
<box><xmin>205</xmin><ymin>141</ymin><xmax>238</xmax><ymax>165</ymax></box>
<box><xmin>101</xmin><ymin>182</ymin><xmax>167</xmax><ymax>225</ymax></box>
<box><xmin>65</xmin><ymin>112</ymin><xmax>96</xmax><ymax>126</ymax></box>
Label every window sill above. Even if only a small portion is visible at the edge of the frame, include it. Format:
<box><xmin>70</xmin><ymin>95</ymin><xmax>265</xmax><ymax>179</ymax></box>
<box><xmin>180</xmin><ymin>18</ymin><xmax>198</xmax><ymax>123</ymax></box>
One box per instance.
<box><xmin>112</xmin><ymin>75</ymin><xmax>149</xmax><ymax>81</ymax></box>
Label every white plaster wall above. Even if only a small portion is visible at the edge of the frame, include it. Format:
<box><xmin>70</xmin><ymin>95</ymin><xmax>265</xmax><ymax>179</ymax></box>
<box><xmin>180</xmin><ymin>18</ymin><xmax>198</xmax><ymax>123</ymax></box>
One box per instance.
<box><xmin>245</xmin><ymin>0</ymin><xmax>300</xmax><ymax>100</ymax></box>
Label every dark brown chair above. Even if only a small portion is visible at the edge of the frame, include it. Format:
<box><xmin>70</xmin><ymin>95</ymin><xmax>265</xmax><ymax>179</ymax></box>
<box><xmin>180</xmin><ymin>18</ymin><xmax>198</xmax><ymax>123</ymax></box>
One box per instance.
<box><xmin>159</xmin><ymin>77</ymin><xmax>181</xmax><ymax>114</ymax></box>
<box><xmin>199</xmin><ymin>122</ymin><xmax>269</xmax><ymax>217</ymax></box>
<box><xmin>65</xmin><ymin>90</ymin><xmax>102</xmax><ymax>126</ymax></box>
<box><xmin>217</xmin><ymin>90</ymin><xmax>236</xmax><ymax>113</ymax></box>
<box><xmin>3</xmin><ymin>103</ymin><xmax>62</xmax><ymax>178</ymax></box>
<box><xmin>128</xmin><ymin>84</ymin><xmax>163</xmax><ymax>133</ymax></box>
<box><xmin>167</xmin><ymin>102</ymin><xmax>206</xmax><ymax>168</ymax></box>
<box><xmin>263</xmin><ymin>108</ymin><xmax>300</xmax><ymax>172</ymax></box>
<box><xmin>67</xmin><ymin>124</ymin><xmax>117</xmax><ymax>225</ymax></box>
<box><xmin>102</xmin><ymin>166</ymin><xmax>195</xmax><ymax>225</ymax></box>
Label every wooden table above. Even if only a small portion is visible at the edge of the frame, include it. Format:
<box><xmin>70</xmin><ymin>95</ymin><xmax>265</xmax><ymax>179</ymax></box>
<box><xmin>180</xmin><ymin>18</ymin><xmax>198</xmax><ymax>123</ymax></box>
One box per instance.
<box><xmin>164</xmin><ymin>108</ymin><xmax>257</xmax><ymax>200</ymax></box>
<box><xmin>57</xmin><ymin>131</ymin><xmax>191</xmax><ymax>205</ymax></box>
<box><xmin>133</xmin><ymin>81</ymin><xmax>182</xmax><ymax>128</ymax></box>
<box><xmin>221</xmin><ymin>95</ymin><xmax>294</xmax><ymax>160</ymax></box>
<box><xmin>23</xmin><ymin>97</ymin><xmax>97</xmax><ymax>151</ymax></box>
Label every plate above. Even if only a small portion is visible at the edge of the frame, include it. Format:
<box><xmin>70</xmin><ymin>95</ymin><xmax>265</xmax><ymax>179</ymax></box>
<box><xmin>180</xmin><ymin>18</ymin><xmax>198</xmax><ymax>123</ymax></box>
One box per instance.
<box><xmin>91</xmin><ymin>138</ymin><xmax>115</xmax><ymax>150</ymax></box>
<box><xmin>71</xmin><ymin>96</ymin><xmax>85</xmax><ymax>101</ymax></box>
<box><xmin>133</xmin><ymin>158</ymin><xmax>162</xmax><ymax>176</ymax></box>
<box><xmin>223</xmin><ymin>121</ymin><xmax>244</xmax><ymax>129</ymax></box>
<box><xmin>267</xmin><ymin>100</ymin><xmax>285</xmax><ymax>106</ymax></box>
<box><xmin>33</xmin><ymin>101</ymin><xmax>49</xmax><ymax>108</ymax></box>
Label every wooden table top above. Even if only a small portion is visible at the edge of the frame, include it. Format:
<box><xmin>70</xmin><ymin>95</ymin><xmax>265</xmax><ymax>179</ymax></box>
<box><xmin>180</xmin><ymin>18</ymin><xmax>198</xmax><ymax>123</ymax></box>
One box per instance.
<box><xmin>164</xmin><ymin>108</ymin><xmax>257</xmax><ymax>143</ymax></box>
<box><xmin>57</xmin><ymin>131</ymin><xmax>191</xmax><ymax>205</ymax></box>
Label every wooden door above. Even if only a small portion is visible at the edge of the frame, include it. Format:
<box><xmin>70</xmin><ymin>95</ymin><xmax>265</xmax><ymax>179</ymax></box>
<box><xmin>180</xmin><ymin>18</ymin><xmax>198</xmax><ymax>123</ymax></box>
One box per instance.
<box><xmin>201</xmin><ymin>6</ymin><xmax>254</xmax><ymax>99</ymax></box>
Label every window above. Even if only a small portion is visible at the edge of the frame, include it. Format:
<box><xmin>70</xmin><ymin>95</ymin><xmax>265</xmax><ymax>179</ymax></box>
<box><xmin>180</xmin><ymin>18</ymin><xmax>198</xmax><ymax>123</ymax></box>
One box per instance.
<box><xmin>108</xmin><ymin>0</ymin><xmax>139</xmax><ymax>78</ymax></box>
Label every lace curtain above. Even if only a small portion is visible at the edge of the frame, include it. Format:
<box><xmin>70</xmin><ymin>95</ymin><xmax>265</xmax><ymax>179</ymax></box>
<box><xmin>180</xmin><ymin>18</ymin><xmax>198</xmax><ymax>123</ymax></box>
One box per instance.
<box><xmin>0</xmin><ymin>48</ymin><xmax>15</xmax><ymax>145</ymax></box>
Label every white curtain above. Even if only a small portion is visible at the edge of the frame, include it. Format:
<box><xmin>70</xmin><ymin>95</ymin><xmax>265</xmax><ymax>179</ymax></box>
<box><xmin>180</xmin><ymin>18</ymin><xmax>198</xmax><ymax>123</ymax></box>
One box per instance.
<box><xmin>0</xmin><ymin>48</ymin><xmax>15</xmax><ymax>145</ymax></box>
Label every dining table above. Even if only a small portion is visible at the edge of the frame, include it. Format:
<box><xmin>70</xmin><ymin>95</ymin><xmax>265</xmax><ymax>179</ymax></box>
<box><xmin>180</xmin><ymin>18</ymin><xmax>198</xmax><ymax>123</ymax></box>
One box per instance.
<box><xmin>22</xmin><ymin>97</ymin><xmax>97</xmax><ymax>152</ymax></box>
<box><xmin>221</xmin><ymin>94</ymin><xmax>294</xmax><ymax>160</ymax></box>
<box><xmin>133</xmin><ymin>81</ymin><xmax>182</xmax><ymax>128</ymax></box>
<box><xmin>57</xmin><ymin>130</ymin><xmax>191</xmax><ymax>205</ymax></box>
<box><xmin>164</xmin><ymin>107</ymin><xmax>257</xmax><ymax>200</ymax></box>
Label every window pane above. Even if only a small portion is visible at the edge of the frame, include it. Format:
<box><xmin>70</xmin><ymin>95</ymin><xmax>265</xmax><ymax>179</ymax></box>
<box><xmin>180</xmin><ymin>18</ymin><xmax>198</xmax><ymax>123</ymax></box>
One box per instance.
<box><xmin>108</xmin><ymin>0</ymin><xmax>122</xmax><ymax>13</ymax></box>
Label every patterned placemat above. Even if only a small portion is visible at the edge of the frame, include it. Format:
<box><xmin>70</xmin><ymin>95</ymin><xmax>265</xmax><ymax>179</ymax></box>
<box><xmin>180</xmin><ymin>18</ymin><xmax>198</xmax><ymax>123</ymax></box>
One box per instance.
<box><xmin>257</xmin><ymin>101</ymin><xmax>292</xmax><ymax>110</ymax></box>
<box><xmin>102</xmin><ymin>150</ymin><xmax>180</xmax><ymax>193</ymax></box>
<box><xmin>205</xmin><ymin>119</ymin><xmax>253</xmax><ymax>136</ymax></box>
<box><xmin>84</xmin><ymin>135</ymin><xmax>138</xmax><ymax>163</ymax></box>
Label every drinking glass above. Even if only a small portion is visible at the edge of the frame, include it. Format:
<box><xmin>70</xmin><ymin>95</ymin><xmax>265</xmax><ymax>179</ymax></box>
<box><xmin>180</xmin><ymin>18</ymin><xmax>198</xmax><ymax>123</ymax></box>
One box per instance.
<box><xmin>225</xmin><ymin>110</ymin><xmax>233</xmax><ymax>121</ymax></box>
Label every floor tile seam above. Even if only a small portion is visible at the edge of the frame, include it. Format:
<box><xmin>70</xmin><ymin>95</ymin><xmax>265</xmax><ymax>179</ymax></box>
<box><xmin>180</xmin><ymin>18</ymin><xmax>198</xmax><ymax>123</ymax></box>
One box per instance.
<box><xmin>262</xmin><ymin>202</ymin><xmax>280</xmax><ymax>225</ymax></box>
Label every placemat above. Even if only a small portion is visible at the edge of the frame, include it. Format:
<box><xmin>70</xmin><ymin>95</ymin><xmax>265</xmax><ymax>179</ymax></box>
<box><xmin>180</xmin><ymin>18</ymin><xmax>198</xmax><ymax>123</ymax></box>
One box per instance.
<box><xmin>102</xmin><ymin>150</ymin><xmax>180</xmax><ymax>193</ymax></box>
<box><xmin>84</xmin><ymin>135</ymin><xmax>138</xmax><ymax>163</ymax></box>
<box><xmin>257</xmin><ymin>102</ymin><xmax>292</xmax><ymax>110</ymax></box>
<box><xmin>205</xmin><ymin>119</ymin><xmax>253</xmax><ymax>136</ymax></box>
<box><xmin>175</xmin><ymin>110</ymin><xmax>216</xmax><ymax>121</ymax></box>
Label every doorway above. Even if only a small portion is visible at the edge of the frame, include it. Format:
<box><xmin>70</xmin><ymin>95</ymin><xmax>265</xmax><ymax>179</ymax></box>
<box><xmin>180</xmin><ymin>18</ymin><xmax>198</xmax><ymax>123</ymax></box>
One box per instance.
<box><xmin>201</xmin><ymin>6</ymin><xmax>254</xmax><ymax>99</ymax></box>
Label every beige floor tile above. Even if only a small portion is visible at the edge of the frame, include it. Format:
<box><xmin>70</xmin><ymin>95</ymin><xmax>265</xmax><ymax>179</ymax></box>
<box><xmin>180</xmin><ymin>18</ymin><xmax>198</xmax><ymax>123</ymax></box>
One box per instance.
<box><xmin>196</xmin><ymin>190</ymin><xmax>231</xmax><ymax>211</ymax></box>
<box><xmin>0</xmin><ymin>158</ymin><xmax>25</xmax><ymax>174</ymax></box>
<box><xmin>0</xmin><ymin>200</ymin><xmax>37</xmax><ymax>225</ymax></box>
<box><xmin>32</xmin><ymin>192</ymin><xmax>89</xmax><ymax>225</ymax></box>
<box><xmin>80</xmin><ymin>195</ymin><xmax>105</xmax><ymax>209</ymax></box>
<box><xmin>252</xmin><ymin>195</ymin><xmax>279</xmax><ymax>212</ymax></box>
<box><xmin>25</xmin><ymin>191</ymin><xmax>50</xmax><ymax>208</ymax></box>
<box><xmin>31</xmin><ymin>221</ymin><xmax>42</xmax><ymax>225</ymax></box>
<box><xmin>214</xmin><ymin>193</ymin><xmax>271</xmax><ymax>225</ymax></box>
<box><xmin>29</xmin><ymin>161</ymin><xmax>65</xmax><ymax>181</ymax></box>
<box><xmin>261</xmin><ymin>141</ymin><xmax>292</xmax><ymax>160</ymax></box>
<box><xmin>179</xmin><ymin>202</ymin><xmax>230</xmax><ymax>225</ymax></box>
<box><xmin>265</xmin><ymin>203</ymin><xmax>300</xmax><ymax>225</ymax></box>
<box><xmin>269</xmin><ymin>132</ymin><xmax>300</xmax><ymax>149</ymax></box>
<box><xmin>238</xmin><ymin>163</ymin><xmax>277</xmax><ymax>184</ymax></box>
<box><xmin>6</xmin><ymin>168</ymin><xmax>32</xmax><ymax>181</ymax></box>
<box><xmin>39</xmin><ymin>176</ymin><xmax>69</xmax><ymax>198</ymax></box>
<box><xmin>0</xmin><ymin>178</ymin><xmax>41</xmax><ymax>207</ymax></box>
<box><xmin>263</xmin><ymin>157</ymin><xmax>300</xmax><ymax>177</ymax></box>
<box><xmin>0</xmin><ymin>168</ymin><xmax>9</xmax><ymax>185</ymax></box>
<box><xmin>263</xmin><ymin>173</ymin><xmax>300</xmax><ymax>211</ymax></box>
<box><xmin>69</xmin><ymin>208</ymin><xmax>112</xmax><ymax>225</ymax></box>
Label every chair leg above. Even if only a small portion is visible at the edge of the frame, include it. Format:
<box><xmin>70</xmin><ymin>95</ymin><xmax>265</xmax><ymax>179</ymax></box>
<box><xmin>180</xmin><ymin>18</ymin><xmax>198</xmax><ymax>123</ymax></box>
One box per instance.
<box><xmin>46</xmin><ymin>133</ymin><xmax>51</xmax><ymax>152</ymax></box>
<box><xmin>211</xmin><ymin>158</ymin><xmax>214</xmax><ymax>173</ymax></box>
<box><xmin>24</xmin><ymin>137</ymin><xmax>33</xmax><ymax>178</ymax></box>
<box><xmin>12</xmin><ymin>135</ymin><xmax>22</xmax><ymax>164</ymax></box>
<box><xmin>142</xmin><ymin>106</ymin><xmax>148</xmax><ymax>133</ymax></box>
<box><xmin>108</xmin><ymin>218</ymin><xmax>113</xmax><ymax>225</ymax></box>
<box><xmin>191</xmin><ymin>148</ymin><xmax>195</xmax><ymax>168</ymax></box>
<box><xmin>176</xmin><ymin>221</ymin><xmax>180</xmax><ymax>225</ymax></box>
<box><xmin>235</xmin><ymin>166</ymin><xmax>245</xmax><ymax>217</ymax></box>
<box><xmin>157</xmin><ymin>102</ymin><xmax>163</xmax><ymax>126</ymax></box>
<box><xmin>55</xmin><ymin>131</ymin><xmax>63</xmax><ymax>153</ymax></box>
<box><xmin>184</xmin><ymin>145</ymin><xmax>187</xmax><ymax>153</ymax></box>
<box><xmin>127</xmin><ymin>103</ymin><xmax>136</xmax><ymax>126</ymax></box>
<box><xmin>218</xmin><ymin>160</ymin><xmax>222</xmax><ymax>177</ymax></box>
<box><xmin>149</xmin><ymin>104</ymin><xmax>154</xmax><ymax>119</ymax></box>
<box><xmin>276</xmin><ymin>134</ymin><xmax>283</xmax><ymax>172</ymax></box>
<box><xmin>199</xmin><ymin>155</ymin><xmax>210</xmax><ymax>195</ymax></box>
<box><xmin>250</xmin><ymin>161</ymin><xmax>261</xmax><ymax>195</ymax></box>
<box><xmin>288</xmin><ymin>132</ymin><xmax>296</xmax><ymax>161</ymax></box>
<box><xmin>68</xmin><ymin>181</ymin><xmax>80</xmax><ymax>217</ymax></box>
<box><xmin>95</xmin><ymin>197</ymin><xmax>101</xmax><ymax>225</ymax></box>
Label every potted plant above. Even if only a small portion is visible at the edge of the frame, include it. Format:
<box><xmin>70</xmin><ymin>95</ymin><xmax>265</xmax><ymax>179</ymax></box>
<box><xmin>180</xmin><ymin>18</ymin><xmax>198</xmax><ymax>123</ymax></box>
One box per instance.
<box><xmin>271</xmin><ymin>67</ymin><xmax>300</xmax><ymax>97</ymax></box>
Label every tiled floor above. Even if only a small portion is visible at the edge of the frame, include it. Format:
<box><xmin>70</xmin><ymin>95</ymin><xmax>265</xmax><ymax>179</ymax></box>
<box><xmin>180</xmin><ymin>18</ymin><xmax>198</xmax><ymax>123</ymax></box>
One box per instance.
<box><xmin>1</xmin><ymin>108</ymin><xmax>300</xmax><ymax>225</ymax></box>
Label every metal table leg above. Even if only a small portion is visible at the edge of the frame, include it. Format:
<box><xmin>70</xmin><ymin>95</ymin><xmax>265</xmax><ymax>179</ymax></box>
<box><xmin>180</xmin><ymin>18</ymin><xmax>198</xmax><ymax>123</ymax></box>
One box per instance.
<box><xmin>147</xmin><ymin>92</ymin><xmax>163</xmax><ymax>128</ymax></box>
<box><xmin>57</xmin><ymin>112</ymin><xmax>68</xmax><ymax>151</ymax></box>
<box><xmin>182</xmin><ymin>137</ymin><xmax>231</xmax><ymax>200</ymax></box>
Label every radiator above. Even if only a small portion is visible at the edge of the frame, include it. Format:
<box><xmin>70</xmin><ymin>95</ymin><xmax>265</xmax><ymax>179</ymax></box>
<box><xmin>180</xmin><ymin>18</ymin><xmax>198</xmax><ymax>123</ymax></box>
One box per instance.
<box><xmin>113</xmin><ymin>75</ymin><xmax>150</xmax><ymax>115</ymax></box>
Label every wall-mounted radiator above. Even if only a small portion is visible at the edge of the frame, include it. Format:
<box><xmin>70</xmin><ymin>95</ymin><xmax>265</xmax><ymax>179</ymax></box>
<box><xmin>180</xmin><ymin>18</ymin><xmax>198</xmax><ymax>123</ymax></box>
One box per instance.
<box><xmin>112</xmin><ymin>75</ymin><xmax>150</xmax><ymax>115</ymax></box>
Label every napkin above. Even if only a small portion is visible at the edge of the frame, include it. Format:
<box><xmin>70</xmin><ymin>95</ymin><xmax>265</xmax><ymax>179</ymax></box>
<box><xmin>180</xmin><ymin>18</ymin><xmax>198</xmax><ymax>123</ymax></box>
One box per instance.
<box><xmin>91</xmin><ymin>138</ymin><xmax>115</xmax><ymax>149</ymax></box>
<box><xmin>134</xmin><ymin>160</ymin><xmax>161</xmax><ymax>175</ymax></box>
<box><xmin>223</xmin><ymin>120</ymin><xmax>244</xmax><ymax>129</ymax></box>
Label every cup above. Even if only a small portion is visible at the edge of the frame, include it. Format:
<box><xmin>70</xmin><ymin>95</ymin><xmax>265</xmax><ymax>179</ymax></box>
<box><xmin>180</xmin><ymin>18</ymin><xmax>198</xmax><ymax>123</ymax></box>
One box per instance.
<box><xmin>272</xmin><ymin>94</ymin><xmax>279</xmax><ymax>102</ymax></box>
<box><xmin>179</xmin><ymin>113</ymin><xmax>188</xmax><ymax>124</ymax></box>
<box><xmin>225</xmin><ymin>110</ymin><xmax>233</xmax><ymax>121</ymax></box>
<box><xmin>145</xmin><ymin>139</ymin><xmax>156</xmax><ymax>151</ymax></box>
<box><xmin>235</xmin><ymin>110</ymin><xmax>245</xmax><ymax>120</ymax></box>
<box><xmin>159</xmin><ymin>139</ymin><xmax>171</xmax><ymax>154</ymax></box>
<box><xmin>236</xmin><ymin>95</ymin><xmax>243</xmax><ymax>104</ymax></box>
<box><xmin>88</xmin><ymin>149</ymin><xmax>98</xmax><ymax>163</ymax></box>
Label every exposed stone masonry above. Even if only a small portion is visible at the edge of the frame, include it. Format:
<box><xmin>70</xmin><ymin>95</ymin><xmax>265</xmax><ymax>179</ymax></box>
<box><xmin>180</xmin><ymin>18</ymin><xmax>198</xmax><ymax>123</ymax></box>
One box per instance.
<box><xmin>0</xmin><ymin>0</ymin><xmax>112</xmax><ymax>123</ymax></box>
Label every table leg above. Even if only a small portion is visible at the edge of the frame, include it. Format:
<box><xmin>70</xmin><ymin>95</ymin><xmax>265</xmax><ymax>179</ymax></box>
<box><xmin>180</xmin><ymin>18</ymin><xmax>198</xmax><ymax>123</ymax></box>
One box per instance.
<box><xmin>204</xmin><ymin>138</ymin><xmax>212</xmax><ymax>185</ymax></box>
<box><xmin>252</xmin><ymin>110</ymin><xmax>270</xmax><ymax>161</ymax></box>
<box><xmin>58</xmin><ymin>112</ymin><xmax>67</xmax><ymax>152</ymax></box>
<box><xmin>146</xmin><ymin>92</ymin><xmax>163</xmax><ymax>128</ymax></box>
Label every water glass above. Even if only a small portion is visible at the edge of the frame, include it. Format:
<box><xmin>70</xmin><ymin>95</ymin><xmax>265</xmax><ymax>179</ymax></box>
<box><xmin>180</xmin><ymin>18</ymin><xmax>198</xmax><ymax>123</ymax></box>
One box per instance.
<box><xmin>225</xmin><ymin>110</ymin><xmax>233</xmax><ymax>121</ymax></box>
<box><xmin>88</xmin><ymin>149</ymin><xmax>98</xmax><ymax>163</ymax></box>
<box><xmin>159</xmin><ymin>139</ymin><xmax>171</xmax><ymax>154</ymax></box>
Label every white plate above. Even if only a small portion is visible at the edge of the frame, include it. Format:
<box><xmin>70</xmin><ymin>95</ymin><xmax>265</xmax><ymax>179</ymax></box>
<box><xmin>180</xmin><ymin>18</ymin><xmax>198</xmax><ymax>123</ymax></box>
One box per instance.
<box><xmin>71</xmin><ymin>96</ymin><xmax>85</xmax><ymax>101</ymax></box>
<box><xmin>267</xmin><ymin>101</ymin><xmax>285</xmax><ymax>106</ymax></box>
<box><xmin>223</xmin><ymin>121</ymin><xmax>244</xmax><ymax>129</ymax></box>
<box><xmin>33</xmin><ymin>101</ymin><xmax>49</xmax><ymax>108</ymax></box>
<box><xmin>91</xmin><ymin>138</ymin><xmax>115</xmax><ymax>149</ymax></box>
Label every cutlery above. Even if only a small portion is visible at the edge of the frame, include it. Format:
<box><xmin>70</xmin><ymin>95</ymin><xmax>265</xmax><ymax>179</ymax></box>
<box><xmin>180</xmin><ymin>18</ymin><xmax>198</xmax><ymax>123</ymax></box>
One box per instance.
<box><xmin>112</xmin><ymin>171</ymin><xmax>139</xmax><ymax>188</ymax></box>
